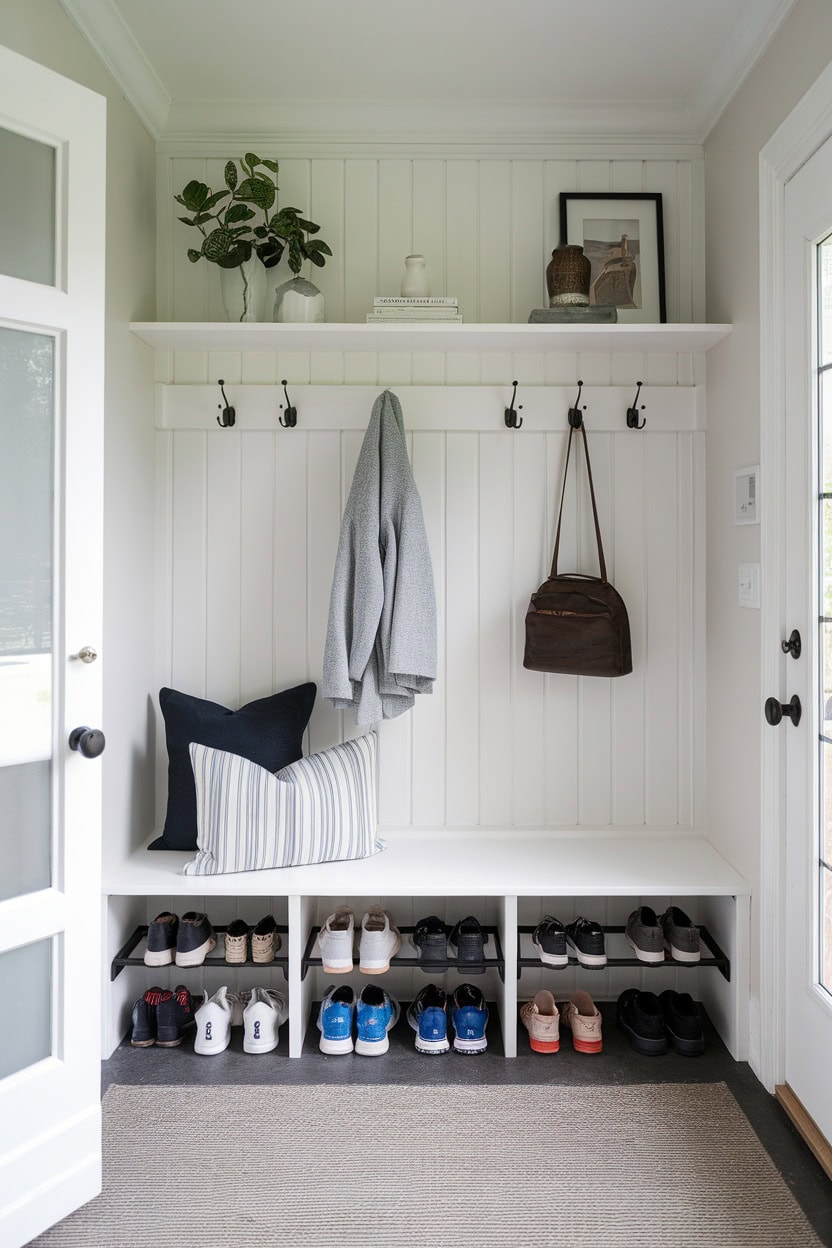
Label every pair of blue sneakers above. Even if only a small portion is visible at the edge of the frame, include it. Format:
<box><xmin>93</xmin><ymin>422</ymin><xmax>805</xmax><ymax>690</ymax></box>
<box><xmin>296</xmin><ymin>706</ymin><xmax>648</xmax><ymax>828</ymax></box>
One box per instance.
<box><xmin>317</xmin><ymin>984</ymin><xmax>399</xmax><ymax>1056</ymax></box>
<box><xmin>406</xmin><ymin>983</ymin><xmax>489</xmax><ymax>1055</ymax></box>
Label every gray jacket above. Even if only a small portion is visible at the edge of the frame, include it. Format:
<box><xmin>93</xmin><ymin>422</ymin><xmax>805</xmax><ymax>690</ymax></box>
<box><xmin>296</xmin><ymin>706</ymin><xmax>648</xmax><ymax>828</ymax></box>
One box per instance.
<box><xmin>323</xmin><ymin>390</ymin><xmax>437</xmax><ymax>725</ymax></box>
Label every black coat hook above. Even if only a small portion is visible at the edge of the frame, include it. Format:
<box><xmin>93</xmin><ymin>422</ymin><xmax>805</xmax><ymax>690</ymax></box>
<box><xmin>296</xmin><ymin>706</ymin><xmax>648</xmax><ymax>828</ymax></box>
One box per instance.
<box><xmin>626</xmin><ymin>381</ymin><xmax>646</xmax><ymax>429</ymax></box>
<box><xmin>568</xmin><ymin>380</ymin><xmax>586</xmax><ymax>428</ymax></box>
<box><xmin>278</xmin><ymin>379</ymin><xmax>298</xmax><ymax>428</ymax></box>
<box><xmin>216</xmin><ymin>379</ymin><xmax>235</xmax><ymax>428</ymax></box>
<box><xmin>504</xmin><ymin>380</ymin><xmax>523</xmax><ymax>429</ymax></box>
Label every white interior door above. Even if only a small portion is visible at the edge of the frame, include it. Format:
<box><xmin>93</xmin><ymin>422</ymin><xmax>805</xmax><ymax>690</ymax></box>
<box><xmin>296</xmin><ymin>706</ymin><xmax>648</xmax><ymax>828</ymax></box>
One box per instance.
<box><xmin>0</xmin><ymin>46</ymin><xmax>105</xmax><ymax>1248</ymax></box>
<box><xmin>783</xmin><ymin>132</ymin><xmax>832</xmax><ymax>1145</ymax></box>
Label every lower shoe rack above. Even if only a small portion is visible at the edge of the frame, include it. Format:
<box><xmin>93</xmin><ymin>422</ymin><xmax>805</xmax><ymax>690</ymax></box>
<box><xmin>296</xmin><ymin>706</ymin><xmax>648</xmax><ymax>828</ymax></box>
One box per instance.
<box><xmin>110</xmin><ymin>925</ymin><xmax>290</xmax><ymax>980</ymax></box>
<box><xmin>301</xmin><ymin>925</ymin><xmax>505</xmax><ymax>980</ymax></box>
<box><xmin>516</xmin><ymin>925</ymin><xmax>730</xmax><ymax>980</ymax></box>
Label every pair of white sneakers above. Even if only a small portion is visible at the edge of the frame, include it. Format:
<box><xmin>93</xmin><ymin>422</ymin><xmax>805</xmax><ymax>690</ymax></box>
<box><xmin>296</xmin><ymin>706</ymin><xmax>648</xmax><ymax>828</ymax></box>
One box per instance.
<box><xmin>318</xmin><ymin>905</ymin><xmax>401</xmax><ymax>975</ymax></box>
<box><xmin>194</xmin><ymin>985</ymin><xmax>288</xmax><ymax>1055</ymax></box>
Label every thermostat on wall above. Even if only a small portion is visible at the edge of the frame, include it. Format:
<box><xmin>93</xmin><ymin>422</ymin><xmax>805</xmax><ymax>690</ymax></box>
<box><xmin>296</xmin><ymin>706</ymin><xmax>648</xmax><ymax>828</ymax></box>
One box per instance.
<box><xmin>734</xmin><ymin>465</ymin><xmax>759</xmax><ymax>524</ymax></box>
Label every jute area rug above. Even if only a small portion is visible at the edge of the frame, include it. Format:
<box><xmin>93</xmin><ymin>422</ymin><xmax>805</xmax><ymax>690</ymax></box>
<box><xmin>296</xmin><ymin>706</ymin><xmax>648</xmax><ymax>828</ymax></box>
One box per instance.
<box><xmin>34</xmin><ymin>1082</ymin><xmax>819</xmax><ymax>1247</ymax></box>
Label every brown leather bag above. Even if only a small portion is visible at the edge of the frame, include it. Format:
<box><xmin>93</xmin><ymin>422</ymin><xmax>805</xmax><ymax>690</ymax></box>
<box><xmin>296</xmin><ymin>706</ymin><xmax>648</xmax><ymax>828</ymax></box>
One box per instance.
<box><xmin>523</xmin><ymin>421</ymin><xmax>632</xmax><ymax>677</ymax></box>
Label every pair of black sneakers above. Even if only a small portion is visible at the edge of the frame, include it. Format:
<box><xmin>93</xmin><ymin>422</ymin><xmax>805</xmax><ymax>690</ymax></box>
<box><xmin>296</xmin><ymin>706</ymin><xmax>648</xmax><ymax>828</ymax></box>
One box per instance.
<box><xmin>131</xmin><ymin>986</ymin><xmax>198</xmax><ymax>1048</ymax></box>
<box><xmin>413</xmin><ymin>915</ymin><xmax>486</xmax><ymax>973</ymax></box>
<box><xmin>144</xmin><ymin>911</ymin><xmax>217</xmax><ymax>969</ymax></box>
<box><xmin>617</xmin><ymin>987</ymin><xmax>705</xmax><ymax>1056</ymax></box>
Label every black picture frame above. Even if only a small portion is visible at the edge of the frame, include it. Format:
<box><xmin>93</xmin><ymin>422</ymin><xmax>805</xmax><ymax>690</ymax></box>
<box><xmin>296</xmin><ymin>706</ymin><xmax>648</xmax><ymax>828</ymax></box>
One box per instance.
<box><xmin>559</xmin><ymin>192</ymin><xmax>667</xmax><ymax>323</ymax></box>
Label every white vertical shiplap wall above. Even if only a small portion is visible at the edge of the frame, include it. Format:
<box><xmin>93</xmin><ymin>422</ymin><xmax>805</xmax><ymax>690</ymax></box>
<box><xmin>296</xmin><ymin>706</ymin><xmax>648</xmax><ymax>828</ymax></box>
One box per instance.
<box><xmin>154</xmin><ymin>396</ymin><xmax>703</xmax><ymax>836</ymax></box>
<box><xmin>158</xmin><ymin>153</ymin><xmax>705</xmax><ymax>341</ymax></box>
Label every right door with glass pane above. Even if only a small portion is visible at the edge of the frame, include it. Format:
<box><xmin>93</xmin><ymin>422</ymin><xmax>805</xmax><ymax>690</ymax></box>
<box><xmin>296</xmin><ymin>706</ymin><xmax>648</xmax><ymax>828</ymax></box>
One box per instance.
<box><xmin>783</xmin><ymin>131</ymin><xmax>832</xmax><ymax>1147</ymax></box>
<box><xmin>0</xmin><ymin>46</ymin><xmax>105</xmax><ymax>1248</ymax></box>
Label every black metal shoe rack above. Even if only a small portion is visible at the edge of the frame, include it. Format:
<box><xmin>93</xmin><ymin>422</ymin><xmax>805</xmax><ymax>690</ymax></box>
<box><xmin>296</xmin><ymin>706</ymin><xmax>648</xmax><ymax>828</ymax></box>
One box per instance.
<box><xmin>110</xmin><ymin>924</ymin><xmax>290</xmax><ymax>980</ymax></box>
<box><xmin>301</xmin><ymin>925</ymin><xmax>505</xmax><ymax>981</ymax></box>
<box><xmin>516</xmin><ymin>924</ymin><xmax>730</xmax><ymax>981</ymax></box>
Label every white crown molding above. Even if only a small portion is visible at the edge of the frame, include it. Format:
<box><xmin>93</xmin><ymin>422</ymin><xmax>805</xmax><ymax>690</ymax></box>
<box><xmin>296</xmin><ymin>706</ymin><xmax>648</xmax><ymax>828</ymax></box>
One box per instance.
<box><xmin>160</xmin><ymin>95</ymin><xmax>700</xmax><ymax>147</ymax></box>
<box><xmin>692</xmin><ymin>0</ymin><xmax>797</xmax><ymax>142</ymax></box>
<box><xmin>58</xmin><ymin>0</ymin><xmax>170</xmax><ymax>138</ymax></box>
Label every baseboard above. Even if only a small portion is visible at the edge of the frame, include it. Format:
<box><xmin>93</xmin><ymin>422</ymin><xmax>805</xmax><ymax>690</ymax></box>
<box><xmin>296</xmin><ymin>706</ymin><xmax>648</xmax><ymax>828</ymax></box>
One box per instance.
<box><xmin>775</xmin><ymin>1083</ymin><xmax>832</xmax><ymax>1181</ymax></box>
<box><xmin>0</xmin><ymin>1154</ymin><xmax>100</xmax><ymax>1248</ymax></box>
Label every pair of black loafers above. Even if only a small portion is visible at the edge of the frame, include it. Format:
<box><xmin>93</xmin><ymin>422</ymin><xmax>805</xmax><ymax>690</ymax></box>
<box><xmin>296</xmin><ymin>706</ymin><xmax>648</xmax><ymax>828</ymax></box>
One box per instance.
<box><xmin>617</xmin><ymin>987</ymin><xmax>705</xmax><ymax>1056</ymax></box>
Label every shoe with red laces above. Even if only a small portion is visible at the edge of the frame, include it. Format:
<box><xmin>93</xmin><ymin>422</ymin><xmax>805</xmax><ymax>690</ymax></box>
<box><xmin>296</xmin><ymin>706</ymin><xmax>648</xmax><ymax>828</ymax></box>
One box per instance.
<box><xmin>131</xmin><ymin>986</ymin><xmax>170</xmax><ymax>1047</ymax></box>
<box><xmin>156</xmin><ymin>985</ymin><xmax>198</xmax><ymax>1047</ymax></box>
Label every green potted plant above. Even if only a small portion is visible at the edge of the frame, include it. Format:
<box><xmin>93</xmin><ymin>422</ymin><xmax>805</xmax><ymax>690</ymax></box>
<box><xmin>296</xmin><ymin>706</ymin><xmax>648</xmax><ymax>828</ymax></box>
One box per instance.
<box><xmin>175</xmin><ymin>154</ymin><xmax>331</xmax><ymax>322</ymax></box>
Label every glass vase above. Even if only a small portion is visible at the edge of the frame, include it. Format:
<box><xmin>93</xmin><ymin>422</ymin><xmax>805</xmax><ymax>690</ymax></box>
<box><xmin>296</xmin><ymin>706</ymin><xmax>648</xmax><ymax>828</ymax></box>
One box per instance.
<box><xmin>219</xmin><ymin>255</ymin><xmax>267</xmax><ymax>322</ymax></box>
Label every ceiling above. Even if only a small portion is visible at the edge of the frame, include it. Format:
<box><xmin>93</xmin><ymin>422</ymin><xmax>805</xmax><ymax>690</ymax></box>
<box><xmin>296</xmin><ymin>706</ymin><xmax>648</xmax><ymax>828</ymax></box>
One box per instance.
<box><xmin>60</xmin><ymin>0</ymin><xmax>796</xmax><ymax>143</ymax></box>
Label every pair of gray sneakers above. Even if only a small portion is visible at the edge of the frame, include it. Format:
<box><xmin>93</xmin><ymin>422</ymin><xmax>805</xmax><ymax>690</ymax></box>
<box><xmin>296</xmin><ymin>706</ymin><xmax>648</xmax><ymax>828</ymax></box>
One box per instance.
<box><xmin>625</xmin><ymin>905</ymin><xmax>701</xmax><ymax>964</ymax></box>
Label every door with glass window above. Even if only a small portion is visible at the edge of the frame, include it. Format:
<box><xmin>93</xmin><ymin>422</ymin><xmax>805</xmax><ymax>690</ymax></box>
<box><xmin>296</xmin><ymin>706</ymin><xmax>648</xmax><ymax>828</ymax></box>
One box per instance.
<box><xmin>783</xmin><ymin>133</ymin><xmax>832</xmax><ymax>1146</ymax></box>
<box><xmin>0</xmin><ymin>46</ymin><xmax>105</xmax><ymax>1247</ymax></box>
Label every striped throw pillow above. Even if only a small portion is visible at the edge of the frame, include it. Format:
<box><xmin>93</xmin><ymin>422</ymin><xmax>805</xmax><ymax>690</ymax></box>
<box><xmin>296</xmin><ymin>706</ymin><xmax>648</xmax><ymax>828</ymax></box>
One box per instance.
<box><xmin>183</xmin><ymin>732</ymin><xmax>380</xmax><ymax>876</ymax></box>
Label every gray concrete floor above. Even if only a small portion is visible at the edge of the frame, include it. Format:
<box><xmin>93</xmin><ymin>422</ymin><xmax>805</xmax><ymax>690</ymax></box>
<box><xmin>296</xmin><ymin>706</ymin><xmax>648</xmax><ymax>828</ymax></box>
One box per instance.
<box><xmin>105</xmin><ymin>1001</ymin><xmax>832</xmax><ymax>1245</ymax></box>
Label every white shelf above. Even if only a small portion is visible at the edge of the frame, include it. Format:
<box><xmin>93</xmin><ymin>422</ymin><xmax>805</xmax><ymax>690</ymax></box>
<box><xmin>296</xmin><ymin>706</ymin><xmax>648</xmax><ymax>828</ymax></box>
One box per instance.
<box><xmin>130</xmin><ymin>321</ymin><xmax>732</xmax><ymax>355</ymax></box>
<box><xmin>103</xmin><ymin>831</ymin><xmax>749</xmax><ymax>899</ymax></box>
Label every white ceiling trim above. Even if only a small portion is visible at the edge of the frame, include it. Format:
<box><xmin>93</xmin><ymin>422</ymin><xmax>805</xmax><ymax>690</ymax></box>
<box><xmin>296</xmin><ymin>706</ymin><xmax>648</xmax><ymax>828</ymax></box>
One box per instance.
<box><xmin>161</xmin><ymin>97</ymin><xmax>698</xmax><ymax>146</ymax></box>
<box><xmin>59</xmin><ymin>0</ymin><xmax>169</xmax><ymax>138</ymax></box>
<box><xmin>690</xmin><ymin>0</ymin><xmax>797</xmax><ymax>141</ymax></box>
<box><xmin>60</xmin><ymin>0</ymin><xmax>795</xmax><ymax>146</ymax></box>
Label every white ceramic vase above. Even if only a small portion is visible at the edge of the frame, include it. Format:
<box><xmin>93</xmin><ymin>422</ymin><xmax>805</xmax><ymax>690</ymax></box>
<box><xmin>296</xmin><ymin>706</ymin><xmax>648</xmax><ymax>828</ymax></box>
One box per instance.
<box><xmin>400</xmin><ymin>254</ymin><xmax>430</xmax><ymax>297</ymax></box>
<box><xmin>219</xmin><ymin>255</ymin><xmax>267</xmax><ymax>322</ymax></box>
<box><xmin>272</xmin><ymin>276</ymin><xmax>325</xmax><ymax>323</ymax></box>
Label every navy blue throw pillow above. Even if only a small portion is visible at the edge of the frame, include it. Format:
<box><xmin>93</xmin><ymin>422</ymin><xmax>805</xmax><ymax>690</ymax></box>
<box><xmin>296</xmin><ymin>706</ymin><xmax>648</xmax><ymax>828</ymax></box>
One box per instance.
<box><xmin>149</xmin><ymin>683</ymin><xmax>316</xmax><ymax>851</ymax></box>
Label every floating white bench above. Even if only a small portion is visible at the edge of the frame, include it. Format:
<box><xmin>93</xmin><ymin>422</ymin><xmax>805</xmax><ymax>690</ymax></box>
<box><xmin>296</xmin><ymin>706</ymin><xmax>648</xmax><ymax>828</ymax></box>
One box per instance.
<box><xmin>103</xmin><ymin>831</ymin><xmax>749</xmax><ymax>1062</ymax></box>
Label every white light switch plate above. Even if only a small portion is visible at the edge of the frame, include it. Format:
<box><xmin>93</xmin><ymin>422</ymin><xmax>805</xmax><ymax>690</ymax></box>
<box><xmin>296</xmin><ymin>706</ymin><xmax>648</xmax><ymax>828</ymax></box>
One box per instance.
<box><xmin>738</xmin><ymin>562</ymin><xmax>761</xmax><ymax>609</ymax></box>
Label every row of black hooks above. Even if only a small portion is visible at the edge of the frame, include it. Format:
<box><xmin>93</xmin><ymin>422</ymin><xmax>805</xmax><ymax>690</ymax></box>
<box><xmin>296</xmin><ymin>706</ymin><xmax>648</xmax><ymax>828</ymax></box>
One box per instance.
<box><xmin>216</xmin><ymin>378</ymin><xmax>648</xmax><ymax>432</ymax></box>
<box><xmin>216</xmin><ymin>378</ymin><xmax>298</xmax><ymax>429</ymax></box>
<box><xmin>505</xmin><ymin>379</ymin><xmax>646</xmax><ymax>431</ymax></box>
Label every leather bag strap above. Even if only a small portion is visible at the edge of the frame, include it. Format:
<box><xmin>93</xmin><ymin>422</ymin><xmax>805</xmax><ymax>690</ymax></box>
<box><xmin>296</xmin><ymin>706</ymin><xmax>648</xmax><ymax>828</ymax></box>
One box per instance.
<box><xmin>550</xmin><ymin>422</ymin><xmax>608</xmax><ymax>582</ymax></box>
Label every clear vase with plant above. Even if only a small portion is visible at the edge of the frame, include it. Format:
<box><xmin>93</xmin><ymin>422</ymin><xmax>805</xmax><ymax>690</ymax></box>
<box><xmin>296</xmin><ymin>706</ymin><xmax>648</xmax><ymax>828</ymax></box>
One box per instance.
<box><xmin>174</xmin><ymin>154</ymin><xmax>332</xmax><ymax>322</ymax></box>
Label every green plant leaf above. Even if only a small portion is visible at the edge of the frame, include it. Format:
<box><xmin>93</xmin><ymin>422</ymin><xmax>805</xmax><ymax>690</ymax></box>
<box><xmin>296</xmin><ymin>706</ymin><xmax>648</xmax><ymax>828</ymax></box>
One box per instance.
<box><xmin>261</xmin><ymin>159</ymin><xmax>279</xmax><ymax>174</ymax></box>
<box><xmin>256</xmin><ymin>239</ymin><xmax>284</xmax><ymax>268</ymax></box>
<box><xmin>288</xmin><ymin>236</ymin><xmax>303</xmax><ymax>274</ymax></box>
<box><xmin>193</xmin><ymin>212</ymin><xmax>215</xmax><ymax>226</ymax></box>
<box><xmin>225</xmin><ymin>203</ymin><xmax>255</xmax><ymax>223</ymax></box>
<box><xmin>224</xmin><ymin>161</ymin><xmax>238</xmax><ymax>190</ymax></box>
<box><xmin>187</xmin><ymin>248</ymin><xmax>202</xmax><ymax>263</ymax></box>
<box><xmin>237</xmin><ymin>178</ymin><xmax>275</xmax><ymax>211</ymax></box>
<box><xmin>305</xmin><ymin>239</ymin><xmax>332</xmax><ymax>255</ymax></box>
<box><xmin>202</xmin><ymin>190</ymin><xmax>230</xmax><ymax>211</ymax></box>
<box><xmin>297</xmin><ymin>218</ymin><xmax>319</xmax><ymax>234</ymax></box>
<box><xmin>251</xmin><ymin>170</ymin><xmax>275</xmax><ymax>186</ymax></box>
<box><xmin>179</xmin><ymin>180</ymin><xmax>210</xmax><ymax>211</ymax></box>
<box><xmin>244</xmin><ymin>152</ymin><xmax>261</xmax><ymax>169</ymax></box>
<box><xmin>201</xmin><ymin>227</ymin><xmax>235</xmax><ymax>262</ymax></box>
<box><xmin>253</xmin><ymin>225</ymin><xmax>268</xmax><ymax>238</ymax></box>
<box><xmin>309</xmin><ymin>251</ymin><xmax>326</xmax><ymax>267</ymax></box>
<box><xmin>178</xmin><ymin>215</ymin><xmax>196</xmax><ymax>227</ymax></box>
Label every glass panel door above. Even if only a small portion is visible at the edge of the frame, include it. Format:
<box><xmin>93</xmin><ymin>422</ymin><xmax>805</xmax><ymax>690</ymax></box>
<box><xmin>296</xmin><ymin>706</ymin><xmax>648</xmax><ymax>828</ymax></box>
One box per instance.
<box><xmin>819</xmin><ymin>235</ymin><xmax>832</xmax><ymax>993</ymax></box>
<box><xmin>0</xmin><ymin>327</ymin><xmax>54</xmax><ymax>902</ymax></box>
<box><xmin>0</xmin><ymin>127</ymin><xmax>55</xmax><ymax>287</ymax></box>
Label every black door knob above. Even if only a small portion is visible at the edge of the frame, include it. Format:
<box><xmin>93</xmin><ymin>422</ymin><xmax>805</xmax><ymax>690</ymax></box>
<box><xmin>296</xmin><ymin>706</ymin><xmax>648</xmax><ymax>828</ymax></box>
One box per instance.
<box><xmin>68</xmin><ymin>726</ymin><xmax>106</xmax><ymax>758</ymax></box>
<box><xmin>781</xmin><ymin>630</ymin><xmax>802</xmax><ymax>659</ymax></box>
<box><xmin>764</xmin><ymin>695</ymin><xmax>801</xmax><ymax>727</ymax></box>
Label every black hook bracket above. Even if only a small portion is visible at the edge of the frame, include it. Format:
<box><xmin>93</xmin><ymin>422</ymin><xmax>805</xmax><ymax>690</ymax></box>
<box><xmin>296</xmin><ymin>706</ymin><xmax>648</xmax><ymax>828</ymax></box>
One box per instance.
<box><xmin>278</xmin><ymin>379</ymin><xmax>298</xmax><ymax>428</ymax></box>
<box><xmin>504</xmin><ymin>380</ymin><xmax>523</xmax><ymax>429</ymax></box>
<box><xmin>626</xmin><ymin>381</ymin><xmax>646</xmax><ymax>429</ymax></box>
<box><xmin>216</xmin><ymin>379</ymin><xmax>235</xmax><ymax>428</ymax></box>
<box><xmin>568</xmin><ymin>380</ymin><xmax>586</xmax><ymax>429</ymax></box>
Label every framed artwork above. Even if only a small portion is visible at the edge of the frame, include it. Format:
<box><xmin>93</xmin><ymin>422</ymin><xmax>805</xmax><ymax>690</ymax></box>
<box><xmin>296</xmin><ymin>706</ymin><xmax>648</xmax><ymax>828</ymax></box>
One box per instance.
<box><xmin>559</xmin><ymin>192</ymin><xmax>667</xmax><ymax>323</ymax></box>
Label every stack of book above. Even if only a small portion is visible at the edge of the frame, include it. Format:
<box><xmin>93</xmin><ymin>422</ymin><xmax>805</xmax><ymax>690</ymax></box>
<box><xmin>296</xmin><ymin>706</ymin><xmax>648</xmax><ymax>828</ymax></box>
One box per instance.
<box><xmin>367</xmin><ymin>296</ymin><xmax>462</xmax><ymax>322</ymax></box>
